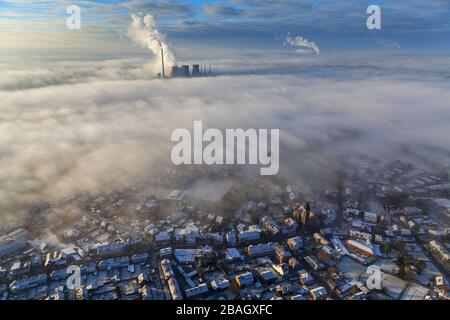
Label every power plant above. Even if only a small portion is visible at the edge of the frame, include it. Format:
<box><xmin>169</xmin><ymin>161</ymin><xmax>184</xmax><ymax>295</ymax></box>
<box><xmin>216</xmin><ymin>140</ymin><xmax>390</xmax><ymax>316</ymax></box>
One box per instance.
<box><xmin>157</xmin><ymin>48</ymin><xmax>212</xmax><ymax>79</ymax></box>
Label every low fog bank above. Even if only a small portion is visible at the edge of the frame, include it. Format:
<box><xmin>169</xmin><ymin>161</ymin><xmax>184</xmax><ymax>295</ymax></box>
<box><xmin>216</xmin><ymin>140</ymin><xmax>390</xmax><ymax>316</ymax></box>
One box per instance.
<box><xmin>2</xmin><ymin>54</ymin><xmax>450</xmax><ymax>92</ymax></box>
<box><xmin>1</xmin><ymin>56</ymin><xmax>450</xmax><ymax>221</ymax></box>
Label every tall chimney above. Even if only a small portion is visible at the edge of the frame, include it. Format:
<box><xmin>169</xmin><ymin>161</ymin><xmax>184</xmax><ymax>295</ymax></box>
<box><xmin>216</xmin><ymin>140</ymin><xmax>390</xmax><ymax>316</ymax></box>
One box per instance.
<box><xmin>160</xmin><ymin>48</ymin><xmax>165</xmax><ymax>78</ymax></box>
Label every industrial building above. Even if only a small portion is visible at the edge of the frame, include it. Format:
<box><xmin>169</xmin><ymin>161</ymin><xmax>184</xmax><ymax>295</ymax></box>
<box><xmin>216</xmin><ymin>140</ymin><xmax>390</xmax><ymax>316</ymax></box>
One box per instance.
<box><xmin>157</xmin><ymin>49</ymin><xmax>212</xmax><ymax>79</ymax></box>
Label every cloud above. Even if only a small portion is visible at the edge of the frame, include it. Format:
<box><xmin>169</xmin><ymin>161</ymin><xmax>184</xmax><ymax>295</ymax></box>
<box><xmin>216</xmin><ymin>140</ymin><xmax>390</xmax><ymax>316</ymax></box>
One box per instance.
<box><xmin>1</xmin><ymin>54</ymin><xmax>450</xmax><ymax>222</ymax></box>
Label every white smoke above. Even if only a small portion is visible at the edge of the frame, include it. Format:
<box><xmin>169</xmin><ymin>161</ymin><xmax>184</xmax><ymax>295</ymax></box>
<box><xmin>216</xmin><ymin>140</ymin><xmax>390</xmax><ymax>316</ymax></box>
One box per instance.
<box><xmin>127</xmin><ymin>13</ymin><xmax>176</xmax><ymax>76</ymax></box>
<box><xmin>1</xmin><ymin>54</ymin><xmax>450</xmax><ymax>222</ymax></box>
<box><xmin>284</xmin><ymin>34</ymin><xmax>320</xmax><ymax>55</ymax></box>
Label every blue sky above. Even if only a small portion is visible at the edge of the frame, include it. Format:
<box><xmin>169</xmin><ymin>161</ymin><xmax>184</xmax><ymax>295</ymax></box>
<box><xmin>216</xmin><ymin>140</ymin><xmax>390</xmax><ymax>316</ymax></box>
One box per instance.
<box><xmin>0</xmin><ymin>0</ymin><xmax>449</xmax><ymax>58</ymax></box>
